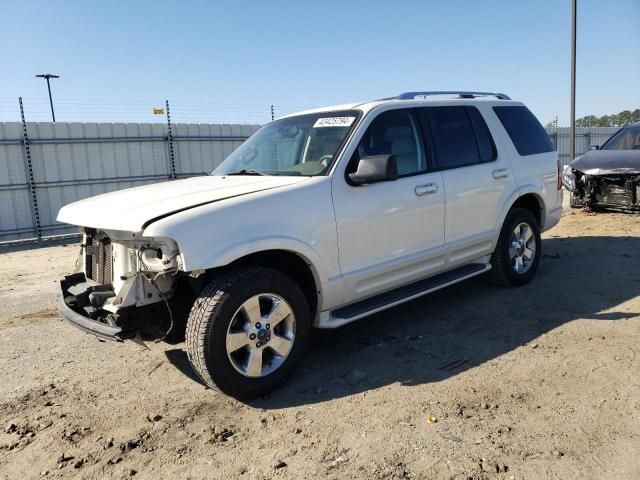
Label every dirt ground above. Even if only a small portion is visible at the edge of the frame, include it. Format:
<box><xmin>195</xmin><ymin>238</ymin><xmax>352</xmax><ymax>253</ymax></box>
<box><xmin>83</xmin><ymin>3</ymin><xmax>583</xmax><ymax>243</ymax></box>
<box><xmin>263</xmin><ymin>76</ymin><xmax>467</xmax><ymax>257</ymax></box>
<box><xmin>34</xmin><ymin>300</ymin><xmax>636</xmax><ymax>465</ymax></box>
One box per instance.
<box><xmin>1</xmin><ymin>207</ymin><xmax>640</xmax><ymax>480</ymax></box>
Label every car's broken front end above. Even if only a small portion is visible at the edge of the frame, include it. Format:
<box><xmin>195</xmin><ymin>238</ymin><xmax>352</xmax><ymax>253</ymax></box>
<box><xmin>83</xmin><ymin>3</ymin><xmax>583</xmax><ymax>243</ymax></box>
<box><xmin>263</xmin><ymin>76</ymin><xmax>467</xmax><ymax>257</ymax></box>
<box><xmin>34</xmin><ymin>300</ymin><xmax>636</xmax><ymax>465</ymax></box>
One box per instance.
<box><xmin>563</xmin><ymin>150</ymin><xmax>640</xmax><ymax>212</ymax></box>
<box><xmin>564</xmin><ymin>169</ymin><xmax>640</xmax><ymax>211</ymax></box>
<box><xmin>58</xmin><ymin>228</ymin><xmax>183</xmax><ymax>340</ymax></box>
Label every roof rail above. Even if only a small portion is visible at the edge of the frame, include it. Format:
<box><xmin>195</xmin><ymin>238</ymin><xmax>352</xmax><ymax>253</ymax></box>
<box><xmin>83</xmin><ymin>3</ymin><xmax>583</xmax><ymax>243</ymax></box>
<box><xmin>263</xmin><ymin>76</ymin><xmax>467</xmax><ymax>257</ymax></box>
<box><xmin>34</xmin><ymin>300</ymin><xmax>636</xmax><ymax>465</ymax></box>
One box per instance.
<box><xmin>396</xmin><ymin>91</ymin><xmax>511</xmax><ymax>100</ymax></box>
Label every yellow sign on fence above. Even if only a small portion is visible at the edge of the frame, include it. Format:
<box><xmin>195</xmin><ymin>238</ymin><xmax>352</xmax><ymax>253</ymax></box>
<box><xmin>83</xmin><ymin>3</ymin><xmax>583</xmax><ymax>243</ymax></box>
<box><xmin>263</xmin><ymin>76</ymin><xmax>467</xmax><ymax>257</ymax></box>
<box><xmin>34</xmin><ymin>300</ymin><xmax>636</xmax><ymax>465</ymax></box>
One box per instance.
<box><xmin>152</xmin><ymin>108</ymin><xmax>165</xmax><ymax>115</ymax></box>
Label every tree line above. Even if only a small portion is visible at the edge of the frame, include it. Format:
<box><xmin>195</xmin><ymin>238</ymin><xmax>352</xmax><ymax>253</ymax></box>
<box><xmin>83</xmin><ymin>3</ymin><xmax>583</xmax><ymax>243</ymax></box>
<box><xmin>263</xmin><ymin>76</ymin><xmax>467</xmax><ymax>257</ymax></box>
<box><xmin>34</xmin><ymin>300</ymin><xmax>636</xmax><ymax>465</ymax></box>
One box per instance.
<box><xmin>547</xmin><ymin>109</ymin><xmax>640</xmax><ymax>128</ymax></box>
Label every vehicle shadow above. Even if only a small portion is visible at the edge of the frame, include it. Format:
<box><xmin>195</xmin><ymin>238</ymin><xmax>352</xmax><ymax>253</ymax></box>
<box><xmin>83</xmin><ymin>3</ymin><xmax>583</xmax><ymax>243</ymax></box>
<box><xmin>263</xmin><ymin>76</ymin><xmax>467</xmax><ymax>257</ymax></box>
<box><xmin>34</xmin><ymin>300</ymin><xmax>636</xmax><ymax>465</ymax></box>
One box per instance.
<box><xmin>164</xmin><ymin>349</ymin><xmax>206</xmax><ymax>386</ymax></box>
<box><xmin>246</xmin><ymin>235</ymin><xmax>640</xmax><ymax>409</ymax></box>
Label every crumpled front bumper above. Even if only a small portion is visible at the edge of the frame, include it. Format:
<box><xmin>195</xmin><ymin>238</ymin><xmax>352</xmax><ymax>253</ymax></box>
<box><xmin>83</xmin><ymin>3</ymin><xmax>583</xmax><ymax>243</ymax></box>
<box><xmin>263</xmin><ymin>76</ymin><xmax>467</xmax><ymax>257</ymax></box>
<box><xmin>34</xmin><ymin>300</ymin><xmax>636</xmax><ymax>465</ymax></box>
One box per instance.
<box><xmin>57</xmin><ymin>273</ymin><xmax>122</xmax><ymax>341</ymax></box>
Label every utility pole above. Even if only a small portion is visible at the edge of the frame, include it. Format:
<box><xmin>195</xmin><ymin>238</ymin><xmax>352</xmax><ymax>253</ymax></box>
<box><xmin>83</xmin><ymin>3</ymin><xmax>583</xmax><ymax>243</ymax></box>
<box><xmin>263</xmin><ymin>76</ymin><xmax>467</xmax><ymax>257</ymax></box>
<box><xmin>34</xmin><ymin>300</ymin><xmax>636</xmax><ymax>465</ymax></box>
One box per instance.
<box><xmin>35</xmin><ymin>73</ymin><xmax>59</xmax><ymax>122</ymax></box>
<box><xmin>569</xmin><ymin>0</ymin><xmax>577</xmax><ymax>161</ymax></box>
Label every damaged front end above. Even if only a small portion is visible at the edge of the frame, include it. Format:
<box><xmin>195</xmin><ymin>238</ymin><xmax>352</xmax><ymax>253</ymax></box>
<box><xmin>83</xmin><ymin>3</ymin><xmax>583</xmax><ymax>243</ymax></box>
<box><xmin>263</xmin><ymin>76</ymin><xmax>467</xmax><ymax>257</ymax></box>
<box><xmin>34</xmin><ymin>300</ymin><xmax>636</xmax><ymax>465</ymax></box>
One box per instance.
<box><xmin>58</xmin><ymin>228</ymin><xmax>187</xmax><ymax>341</ymax></box>
<box><xmin>563</xmin><ymin>149</ymin><xmax>640</xmax><ymax>212</ymax></box>
<box><xmin>564</xmin><ymin>167</ymin><xmax>640</xmax><ymax>212</ymax></box>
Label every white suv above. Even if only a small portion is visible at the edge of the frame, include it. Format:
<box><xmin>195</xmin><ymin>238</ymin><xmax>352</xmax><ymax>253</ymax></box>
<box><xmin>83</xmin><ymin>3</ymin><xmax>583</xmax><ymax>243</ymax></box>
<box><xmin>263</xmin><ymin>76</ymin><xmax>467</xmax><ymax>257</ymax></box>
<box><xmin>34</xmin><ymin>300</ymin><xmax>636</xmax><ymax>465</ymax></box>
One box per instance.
<box><xmin>57</xmin><ymin>91</ymin><xmax>563</xmax><ymax>398</ymax></box>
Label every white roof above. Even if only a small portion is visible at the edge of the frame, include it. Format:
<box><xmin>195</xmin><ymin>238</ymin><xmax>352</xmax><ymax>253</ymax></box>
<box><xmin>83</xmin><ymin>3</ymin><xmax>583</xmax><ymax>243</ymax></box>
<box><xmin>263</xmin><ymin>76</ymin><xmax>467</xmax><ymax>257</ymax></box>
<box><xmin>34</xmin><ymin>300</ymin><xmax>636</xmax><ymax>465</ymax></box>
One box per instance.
<box><xmin>282</xmin><ymin>93</ymin><xmax>522</xmax><ymax>119</ymax></box>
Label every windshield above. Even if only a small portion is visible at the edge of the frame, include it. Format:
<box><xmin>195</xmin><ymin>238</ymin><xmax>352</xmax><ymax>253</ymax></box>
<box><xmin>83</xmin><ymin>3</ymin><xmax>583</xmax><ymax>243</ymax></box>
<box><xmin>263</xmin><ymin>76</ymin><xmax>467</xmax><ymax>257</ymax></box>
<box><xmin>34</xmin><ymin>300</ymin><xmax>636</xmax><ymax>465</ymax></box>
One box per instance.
<box><xmin>213</xmin><ymin>110</ymin><xmax>360</xmax><ymax>176</ymax></box>
<box><xmin>602</xmin><ymin>126</ymin><xmax>640</xmax><ymax>151</ymax></box>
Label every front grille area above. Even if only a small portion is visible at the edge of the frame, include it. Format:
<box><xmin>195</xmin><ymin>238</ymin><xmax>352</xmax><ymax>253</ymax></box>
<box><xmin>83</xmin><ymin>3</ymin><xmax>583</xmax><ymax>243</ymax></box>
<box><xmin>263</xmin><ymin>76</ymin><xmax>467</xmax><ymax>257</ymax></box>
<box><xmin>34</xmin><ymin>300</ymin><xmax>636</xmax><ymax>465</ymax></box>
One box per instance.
<box><xmin>86</xmin><ymin>235</ymin><xmax>113</xmax><ymax>285</ymax></box>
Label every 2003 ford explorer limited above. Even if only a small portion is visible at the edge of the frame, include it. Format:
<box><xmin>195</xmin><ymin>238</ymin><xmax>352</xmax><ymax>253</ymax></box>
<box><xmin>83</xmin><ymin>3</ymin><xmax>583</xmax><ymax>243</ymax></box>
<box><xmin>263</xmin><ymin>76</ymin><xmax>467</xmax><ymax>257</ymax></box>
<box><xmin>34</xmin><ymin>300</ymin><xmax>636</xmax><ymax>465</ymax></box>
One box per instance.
<box><xmin>57</xmin><ymin>91</ymin><xmax>562</xmax><ymax>398</ymax></box>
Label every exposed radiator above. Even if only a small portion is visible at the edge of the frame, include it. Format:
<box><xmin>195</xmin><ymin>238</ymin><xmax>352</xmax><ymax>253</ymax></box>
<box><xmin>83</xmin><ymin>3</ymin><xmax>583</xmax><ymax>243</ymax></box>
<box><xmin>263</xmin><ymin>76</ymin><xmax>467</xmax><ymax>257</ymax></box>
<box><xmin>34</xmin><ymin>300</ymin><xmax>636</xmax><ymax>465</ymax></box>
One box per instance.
<box><xmin>86</xmin><ymin>235</ymin><xmax>113</xmax><ymax>285</ymax></box>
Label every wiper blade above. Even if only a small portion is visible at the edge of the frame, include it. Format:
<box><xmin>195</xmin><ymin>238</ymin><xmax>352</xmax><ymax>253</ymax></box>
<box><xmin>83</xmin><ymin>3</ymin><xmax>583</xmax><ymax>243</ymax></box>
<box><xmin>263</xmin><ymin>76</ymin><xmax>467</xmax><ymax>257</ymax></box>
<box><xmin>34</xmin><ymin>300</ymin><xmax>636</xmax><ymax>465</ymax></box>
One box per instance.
<box><xmin>226</xmin><ymin>169</ymin><xmax>268</xmax><ymax>176</ymax></box>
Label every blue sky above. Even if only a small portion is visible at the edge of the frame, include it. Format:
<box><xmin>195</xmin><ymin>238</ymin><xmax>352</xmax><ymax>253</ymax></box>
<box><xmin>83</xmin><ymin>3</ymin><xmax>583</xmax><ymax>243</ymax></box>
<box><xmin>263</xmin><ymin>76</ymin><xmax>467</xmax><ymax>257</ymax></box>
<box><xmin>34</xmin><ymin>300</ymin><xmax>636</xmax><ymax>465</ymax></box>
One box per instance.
<box><xmin>1</xmin><ymin>0</ymin><xmax>639</xmax><ymax>125</ymax></box>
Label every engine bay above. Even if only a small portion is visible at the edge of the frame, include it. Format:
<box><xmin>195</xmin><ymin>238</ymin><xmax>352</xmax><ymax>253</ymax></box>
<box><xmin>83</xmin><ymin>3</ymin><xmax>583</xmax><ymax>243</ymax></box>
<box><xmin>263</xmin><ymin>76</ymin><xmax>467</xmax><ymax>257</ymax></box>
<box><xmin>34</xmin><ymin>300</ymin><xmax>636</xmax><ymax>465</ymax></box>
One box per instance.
<box><xmin>570</xmin><ymin>170</ymin><xmax>640</xmax><ymax>211</ymax></box>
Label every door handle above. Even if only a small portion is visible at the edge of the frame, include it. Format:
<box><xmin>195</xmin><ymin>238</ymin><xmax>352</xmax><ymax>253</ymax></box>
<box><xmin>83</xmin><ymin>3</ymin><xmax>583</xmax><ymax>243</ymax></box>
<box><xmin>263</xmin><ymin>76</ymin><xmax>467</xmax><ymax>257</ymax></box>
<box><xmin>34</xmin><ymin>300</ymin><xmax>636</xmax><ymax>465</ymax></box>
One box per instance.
<box><xmin>415</xmin><ymin>183</ymin><xmax>438</xmax><ymax>196</ymax></box>
<box><xmin>493</xmin><ymin>168</ymin><xmax>510</xmax><ymax>180</ymax></box>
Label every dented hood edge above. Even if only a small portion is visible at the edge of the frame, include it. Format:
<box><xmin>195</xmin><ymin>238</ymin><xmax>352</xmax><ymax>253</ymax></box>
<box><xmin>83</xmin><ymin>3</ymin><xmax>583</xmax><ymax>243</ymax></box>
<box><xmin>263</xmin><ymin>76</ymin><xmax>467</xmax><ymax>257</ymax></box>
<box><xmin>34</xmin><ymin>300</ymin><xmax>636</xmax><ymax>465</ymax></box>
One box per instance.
<box><xmin>570</xmin><ymin>150</ymin><xmax>640</xmax><ymax>175</ymax></box>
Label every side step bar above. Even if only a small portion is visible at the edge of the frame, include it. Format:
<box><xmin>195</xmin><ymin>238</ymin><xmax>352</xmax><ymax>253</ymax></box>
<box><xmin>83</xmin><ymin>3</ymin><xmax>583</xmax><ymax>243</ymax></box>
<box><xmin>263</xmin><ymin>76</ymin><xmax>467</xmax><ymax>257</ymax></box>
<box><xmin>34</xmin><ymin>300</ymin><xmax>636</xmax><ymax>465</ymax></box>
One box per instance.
<box><xmin>328</xmin><ymin>263</ymin><xmax>490</xmax><ymax>326</ymax></box>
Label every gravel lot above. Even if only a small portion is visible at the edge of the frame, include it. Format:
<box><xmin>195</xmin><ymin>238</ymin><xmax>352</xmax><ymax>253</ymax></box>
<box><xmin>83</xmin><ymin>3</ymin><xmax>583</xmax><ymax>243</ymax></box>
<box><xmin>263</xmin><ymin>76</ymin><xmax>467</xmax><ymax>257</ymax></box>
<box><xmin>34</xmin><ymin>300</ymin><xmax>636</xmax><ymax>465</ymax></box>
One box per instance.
<box><xmin>1</xmin><ymin>207</ymin><xmax>639</xmax><ymax>480</ymax></box>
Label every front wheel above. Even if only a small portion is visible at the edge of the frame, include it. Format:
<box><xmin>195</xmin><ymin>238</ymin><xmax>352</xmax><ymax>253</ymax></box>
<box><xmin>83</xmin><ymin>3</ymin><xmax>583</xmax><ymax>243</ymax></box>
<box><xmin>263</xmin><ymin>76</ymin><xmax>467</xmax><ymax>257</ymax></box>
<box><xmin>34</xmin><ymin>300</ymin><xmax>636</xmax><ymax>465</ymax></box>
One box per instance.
<box><xmin>489</xmin><ymin>207</ymin><xmax>541</xmax><ymax>287</ymax></box>
<box><xmin>186</xmin><ymin>267</ymin><xmax>311</xmax><ymax>399</ymax></box>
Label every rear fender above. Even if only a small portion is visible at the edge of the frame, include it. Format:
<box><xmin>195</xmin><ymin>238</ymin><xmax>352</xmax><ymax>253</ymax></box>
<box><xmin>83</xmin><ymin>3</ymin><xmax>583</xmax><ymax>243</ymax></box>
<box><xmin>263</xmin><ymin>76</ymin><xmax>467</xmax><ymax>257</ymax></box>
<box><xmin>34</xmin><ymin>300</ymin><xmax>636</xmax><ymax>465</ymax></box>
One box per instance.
<box><xmin>495</xmin><ymin>186</ymin><xmax>546</xmax><ymax>236</ymax></box>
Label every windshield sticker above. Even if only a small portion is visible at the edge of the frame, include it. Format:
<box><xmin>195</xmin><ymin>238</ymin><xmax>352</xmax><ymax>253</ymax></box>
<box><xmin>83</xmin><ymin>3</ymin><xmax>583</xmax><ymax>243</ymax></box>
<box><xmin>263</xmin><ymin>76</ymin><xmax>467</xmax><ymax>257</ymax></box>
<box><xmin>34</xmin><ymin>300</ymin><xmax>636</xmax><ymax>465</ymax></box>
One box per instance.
<box><xmin>313</xmin><ymin>117</ymin><xmax>355</xmax><ymax>128</ymax></box>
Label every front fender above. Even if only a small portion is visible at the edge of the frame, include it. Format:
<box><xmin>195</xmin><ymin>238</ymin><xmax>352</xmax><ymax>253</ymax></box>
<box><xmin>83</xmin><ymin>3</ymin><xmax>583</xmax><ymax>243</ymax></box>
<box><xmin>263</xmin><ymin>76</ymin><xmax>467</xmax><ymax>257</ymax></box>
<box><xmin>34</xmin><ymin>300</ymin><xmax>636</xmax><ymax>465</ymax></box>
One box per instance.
<box><xmin>200</xmin><ymin>236</ymin><xmax>342</xmax><ymax>311</ymax></box>
<box><xmin>201</xmin><ymin>235</ymin><xmax>327</xmax><ymax>285</ymax></box>
<box><xmin>141</xmin><ymin>177</ymin><xmax>344</xmax><ymax>310</ymax></box>
<box><xmin>183</xmin><ymin>235</ymin><xmax>342</xmax><ymax>312</ymax></box>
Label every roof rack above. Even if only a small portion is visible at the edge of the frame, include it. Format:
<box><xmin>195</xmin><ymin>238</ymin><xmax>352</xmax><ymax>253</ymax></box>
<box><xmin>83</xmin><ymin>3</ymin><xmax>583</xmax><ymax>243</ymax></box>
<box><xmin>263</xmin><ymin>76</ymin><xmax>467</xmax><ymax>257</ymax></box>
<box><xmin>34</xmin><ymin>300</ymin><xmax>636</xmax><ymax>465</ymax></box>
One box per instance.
<box><xmin>396</xmin><ymin>91</ymin><xmax>511</xmax><ymax>100</ymax></box>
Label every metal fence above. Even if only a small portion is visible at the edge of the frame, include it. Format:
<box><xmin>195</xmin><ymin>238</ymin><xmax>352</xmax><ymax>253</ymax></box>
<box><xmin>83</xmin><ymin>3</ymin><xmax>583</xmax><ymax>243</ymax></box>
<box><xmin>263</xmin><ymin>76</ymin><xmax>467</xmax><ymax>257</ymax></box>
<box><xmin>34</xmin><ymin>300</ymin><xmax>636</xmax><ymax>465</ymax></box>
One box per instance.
<box><xmin>0</xmin><ymin>97</ymin><xmax>310</xmax><ymax>125</ymax></box>
<box><xmin>0</xmin><ymin>121</ymin><xmax>260</xmax><ymax>242</ymax></box>
<box><xmin>0</xmin><ymin>118</ymin><xmax>618</xmax><ymax>244</ymax></box>
<box><xmin>545</xmin><ymin>126</ymin><xmax>619</xmax><ymax>165</ymax></box>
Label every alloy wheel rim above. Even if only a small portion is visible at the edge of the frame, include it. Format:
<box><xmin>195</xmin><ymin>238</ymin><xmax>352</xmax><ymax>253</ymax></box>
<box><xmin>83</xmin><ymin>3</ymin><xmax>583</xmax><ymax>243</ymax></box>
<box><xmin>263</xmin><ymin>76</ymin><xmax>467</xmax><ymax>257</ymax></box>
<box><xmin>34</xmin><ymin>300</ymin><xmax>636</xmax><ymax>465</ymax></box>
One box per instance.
<box><xmin>508</xmin><ymin>222</ymin><xmax>536</xmax><ymax>274</ymax></box>
<box><xmin>225</xmin><ymin>293</ymin><xmax>296</xmax><ymax>378</ymax></box>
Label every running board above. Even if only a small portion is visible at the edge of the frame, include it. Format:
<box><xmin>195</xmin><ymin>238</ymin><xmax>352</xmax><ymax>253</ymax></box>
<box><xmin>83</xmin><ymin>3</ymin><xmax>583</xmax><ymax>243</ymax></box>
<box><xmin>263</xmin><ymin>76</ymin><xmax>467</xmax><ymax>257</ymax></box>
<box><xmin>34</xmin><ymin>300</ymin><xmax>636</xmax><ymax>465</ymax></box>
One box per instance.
<box><xmin>325</xmin><ymin>263</ymin><xmax>490</xmax><ymax>328</ymax></box>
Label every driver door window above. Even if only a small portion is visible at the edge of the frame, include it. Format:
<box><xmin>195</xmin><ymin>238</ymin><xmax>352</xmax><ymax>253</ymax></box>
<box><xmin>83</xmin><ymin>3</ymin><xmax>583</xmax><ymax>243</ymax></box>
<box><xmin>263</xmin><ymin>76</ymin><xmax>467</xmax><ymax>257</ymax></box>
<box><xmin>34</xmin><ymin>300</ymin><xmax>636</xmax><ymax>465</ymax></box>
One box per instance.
<box><xmin>356</xmin><ymin>109</ymin><xmax>426</xmax><ymax>176</ymax></box>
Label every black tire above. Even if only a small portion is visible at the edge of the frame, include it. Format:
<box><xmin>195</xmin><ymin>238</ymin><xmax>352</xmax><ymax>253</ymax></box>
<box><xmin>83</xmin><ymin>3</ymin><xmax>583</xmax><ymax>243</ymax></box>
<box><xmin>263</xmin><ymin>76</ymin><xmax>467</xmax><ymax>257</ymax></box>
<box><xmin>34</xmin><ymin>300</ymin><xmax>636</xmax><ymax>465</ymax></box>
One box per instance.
<box><xmin>162</xmin><ymin>281</ymin><xmax>197</xmax><ymax>344</ymax></box>
<box><xmin>489</xmin><ymin>207</ymin><xmax>541</xmax><ymax>287</ymax></box>
<box><xmin>569</xmin><ymin>192</ymin><xmax>583</xmax><ymax>209</ymax></box>
<box><xmin>185</xmin><ymin>266</ymin><xmax>311</xmax><ymax>399</ymax></box>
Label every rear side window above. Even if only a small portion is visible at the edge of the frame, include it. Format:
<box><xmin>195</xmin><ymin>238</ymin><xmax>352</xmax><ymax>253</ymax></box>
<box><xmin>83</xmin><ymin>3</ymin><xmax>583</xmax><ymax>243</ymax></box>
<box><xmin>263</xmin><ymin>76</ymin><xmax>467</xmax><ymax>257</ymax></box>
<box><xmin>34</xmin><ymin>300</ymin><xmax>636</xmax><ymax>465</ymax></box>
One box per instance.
<box><xmin>467</xmin><ymin>107</ymin><xmax>496</xmax><ymax>162</ymax></box>
<box><xmin>493</xmin><ymin>106</ymin><xmax>553</xmax><ymax>156</ymax></box>
<box><xmin>422</xmin><ymin>106</ymin><xmax>496</xmax><ymax>169</ymax></box>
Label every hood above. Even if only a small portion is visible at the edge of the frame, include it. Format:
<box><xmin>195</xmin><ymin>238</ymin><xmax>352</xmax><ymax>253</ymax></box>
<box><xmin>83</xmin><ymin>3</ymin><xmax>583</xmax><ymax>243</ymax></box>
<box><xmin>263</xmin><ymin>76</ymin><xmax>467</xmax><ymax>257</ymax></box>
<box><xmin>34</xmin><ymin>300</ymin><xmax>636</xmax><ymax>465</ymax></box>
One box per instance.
<box><xmin>570</xmin><ymin>150</ymin><xmax>640</xmax><ymax>175</ymax></box>
<box><xmin>57</xmin><ymin>175</ymin><xmax>309</xmax><ymax>232</ymax></box>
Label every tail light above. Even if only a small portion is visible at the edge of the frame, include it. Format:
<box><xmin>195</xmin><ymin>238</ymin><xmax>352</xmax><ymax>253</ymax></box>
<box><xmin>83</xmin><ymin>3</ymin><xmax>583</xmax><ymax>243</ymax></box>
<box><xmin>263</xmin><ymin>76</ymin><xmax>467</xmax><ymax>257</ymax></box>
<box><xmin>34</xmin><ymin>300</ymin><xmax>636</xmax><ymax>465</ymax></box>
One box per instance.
<box><xmin>557</xmin><ymin>159</ymin><xmax>562</xmax><ymax>190</ymax></box>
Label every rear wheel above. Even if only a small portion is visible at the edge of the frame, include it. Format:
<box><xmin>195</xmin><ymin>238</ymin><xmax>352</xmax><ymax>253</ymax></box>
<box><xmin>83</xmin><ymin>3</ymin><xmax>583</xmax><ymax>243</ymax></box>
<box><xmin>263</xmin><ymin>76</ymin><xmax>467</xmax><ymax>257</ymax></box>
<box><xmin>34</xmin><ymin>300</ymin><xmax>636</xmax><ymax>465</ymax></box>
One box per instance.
<box><xmin>489</xmin><ymin>207</ymin><xmax>541</xmax><ymax>287</ymax></box>
<box><xmin>185</xmin><ymin>266</ymin><xmax>311</xmax><ymax>399</ymax></box>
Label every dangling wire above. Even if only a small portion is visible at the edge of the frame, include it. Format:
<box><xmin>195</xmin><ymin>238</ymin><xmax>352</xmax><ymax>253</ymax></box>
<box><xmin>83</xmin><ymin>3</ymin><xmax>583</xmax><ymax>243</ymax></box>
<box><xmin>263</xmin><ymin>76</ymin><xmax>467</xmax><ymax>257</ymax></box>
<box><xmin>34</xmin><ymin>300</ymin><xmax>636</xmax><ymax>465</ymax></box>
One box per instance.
<box><xmin>139</xmin><ymin>272</ymin><xmax>174</xmax><ymax>343</ymax></box>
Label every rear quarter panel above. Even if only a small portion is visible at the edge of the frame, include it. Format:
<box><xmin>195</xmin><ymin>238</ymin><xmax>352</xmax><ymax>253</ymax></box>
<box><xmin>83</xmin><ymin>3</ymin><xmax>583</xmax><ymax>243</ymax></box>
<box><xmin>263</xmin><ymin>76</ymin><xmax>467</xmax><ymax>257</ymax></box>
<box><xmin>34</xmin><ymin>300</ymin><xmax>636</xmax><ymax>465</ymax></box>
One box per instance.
<box><xmin>481</xmin><ymin>104</ymin><xmax>562</xmax><ymax>231</ymax></box>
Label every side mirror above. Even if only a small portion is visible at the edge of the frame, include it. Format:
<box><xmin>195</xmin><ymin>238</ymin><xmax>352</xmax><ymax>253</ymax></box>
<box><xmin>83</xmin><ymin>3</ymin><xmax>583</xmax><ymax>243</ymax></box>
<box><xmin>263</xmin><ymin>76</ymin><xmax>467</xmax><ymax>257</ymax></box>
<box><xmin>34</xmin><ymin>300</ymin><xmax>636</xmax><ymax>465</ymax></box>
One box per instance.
<box><xmin>589</xmin><ymin>144</ymin><xmax>600</xmax><ymax>150</ymax></box>
<box><xmin>348</xmin><ymin>154</ymin><xmax>398</xmax><ymax>185</ymax></box>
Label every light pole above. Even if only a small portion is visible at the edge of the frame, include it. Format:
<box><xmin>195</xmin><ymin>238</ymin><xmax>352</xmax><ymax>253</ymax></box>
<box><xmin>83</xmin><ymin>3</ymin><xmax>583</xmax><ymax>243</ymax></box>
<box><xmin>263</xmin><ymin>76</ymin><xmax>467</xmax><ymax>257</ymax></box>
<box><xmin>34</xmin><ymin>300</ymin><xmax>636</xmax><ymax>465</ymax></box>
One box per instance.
<box><xmin>35</xmin><ymin>73</ymin><xmax>59</xmax><ymax>122</ymax></box>
<box><xmin>569</xmin><ymin>0</ymin><xmax>577</xmax><ymax>161</ymax></box>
